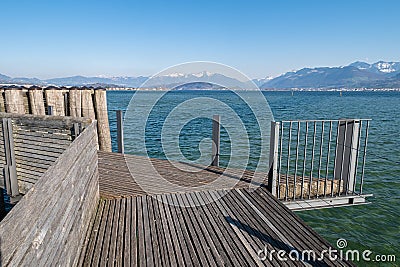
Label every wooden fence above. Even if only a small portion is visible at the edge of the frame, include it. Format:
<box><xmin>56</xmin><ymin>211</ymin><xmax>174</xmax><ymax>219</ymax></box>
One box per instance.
<box><xmin>0</xmin><ymin>86</ymin><xmax>111</xmax><ymax>152</ymax></box>
<box><xmin>0</xmin><ymin>120</ymin><xmax>99</xmax><ymax>266</ymax></box>
<box><xmin>0</xmin><ymin>113</ymin><xmax>92</xmax><ymax>195</ymax></box>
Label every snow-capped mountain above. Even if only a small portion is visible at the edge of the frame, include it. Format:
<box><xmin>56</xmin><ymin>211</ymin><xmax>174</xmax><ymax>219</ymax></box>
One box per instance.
<box><xmin>262</xmin><ymin>61</ymin><xmax>400</xmax><ymax>89</ymax></box>
<box><xmin>252</xmin><ymin>77</ymin><xmax>273</xmax><ymax>87</ymax></box>
<box><xmin>349</xmin><ymin>61</ymin><xmax>400</xmax><ymax>75</ymax></box>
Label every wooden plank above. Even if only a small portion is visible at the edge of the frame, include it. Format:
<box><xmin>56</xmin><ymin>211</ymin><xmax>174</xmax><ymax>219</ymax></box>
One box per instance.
<box><xmin>190</xmin><ymin>191</ymin><xmax>244</xmax><ymax>266</ymax></box>
<box><xmin>99</xmin><ymin>200</ymin><xmax>116</xmax><ymax>266</ymax></box>
<box><xmin>123</xmin><ymin>197</ymin><xmax>132</xmax><ymax>266</ymax></box>
<box><xmin>158</xmin><ymin>194</ymin><xmax>186</xmax><ymax>266</ymax></box>
<box><xmin>150</xmin><ymin>196</ymin><xmax>173</xmax><ymax>266</ymax></box>
<box><xmin>136</xmin><ymin>196</ymin><xmax>146</xmax><ymax>266</ymax></box>
<box><xmin>147</xmin><ymin>195</ymin><xmax>162</xmax><ymax>267</ymax></box>
<box><xmin>217</xmin><ymin>190</ymin><xmax>292</xmax><ymax>267</ymax></box>
<box><xmin>181</xmin><ymin>193</ymin><xmax>224</xmax><ymax>266</ymax></box>
<box><xmin>130</xmin><ymin>197</ymin><xmax>138</xmax><ymax>266</ymax></box>
<box><xmin>81</xmin><ymin>200</ymin><xmax>105</xmax><ymax>266</ymax></box>
<box><xmin>108</xmin><ymin>198</ymin><xmax>121</xmax><ymax>266</ymax></box>
<box><xmin>115</xmin><ymin>198</ymin><xmax>126</xmax><ymax>267</ymax></box>
<box><xmin>91</xmin><ymin>200</ymin><xmax>111</xmax><ymax>266</ymax></box>
<box><xmin>175</xmin><ymin>193</ymin><xmax>215</xmax><ymax>267</ymax></box>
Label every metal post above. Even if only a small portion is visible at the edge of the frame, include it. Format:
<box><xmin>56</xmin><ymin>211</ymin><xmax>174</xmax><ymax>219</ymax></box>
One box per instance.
<box><xmin>268</xmin><ymin>121</ymin><xmax>280</xmax><ymax>197</ymax></box>
<box><xmin>211</xmin><ymin>115</ymin><xmax>220</xmax><ymax>167</ymax></box>
<box><xmin>334</xmin><ymin>120</ymin><xmax>360</xmax><ymax>194</ymax></box>
<box><xmin>47</xmin><ymin>105</ymin><xmax>54</xmax><ymax>115</ymax></box>
<box><xmin>116</xmin><ymin>110</ymin><xmax>124</xmax><ymax>154</ymax></box>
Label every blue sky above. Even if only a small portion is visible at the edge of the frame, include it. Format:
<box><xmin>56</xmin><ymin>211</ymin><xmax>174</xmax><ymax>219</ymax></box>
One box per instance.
<box><xmin>0</xmin><ymin>0</ymin><xmax>399</xmax><ymax>79</ymax></box>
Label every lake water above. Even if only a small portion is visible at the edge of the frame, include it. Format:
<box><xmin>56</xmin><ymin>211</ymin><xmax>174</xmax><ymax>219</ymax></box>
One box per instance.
<box><xmin>107</xmin><ymin>90</ymin><xmax>399</xmax><ymax>264</ymax></box>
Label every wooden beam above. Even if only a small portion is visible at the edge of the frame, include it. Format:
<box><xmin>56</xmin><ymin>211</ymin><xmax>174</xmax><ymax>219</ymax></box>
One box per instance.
<box><xmin>28</xmin><ymin>88</ymin><xmax>46</xmax><ymax>115</ymax></box>
<box><xmin>45</xmin><ymin>88</ymin><xmax>65</xmax><ymax>116</ymax></box>
<box><xmin>5</xmin><ymin>88</ymin><xmax>25</xmax><ymax>114</ymax></box>
<box><xmin>81</xmin><ymin>89</ymin><xmax>96</xmax><ymax>120</ymax></box>
<box><xmin>94</xmin><ymin>89</ymin><xmax>111</xmax><ymax>152</ymax></box>
<box><xmin>69</xmin><ymin>88</ymin><xmax>82</xmax><ymax>117</ymax></box>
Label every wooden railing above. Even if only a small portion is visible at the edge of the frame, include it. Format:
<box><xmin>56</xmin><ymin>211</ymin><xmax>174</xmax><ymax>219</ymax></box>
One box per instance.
<box><xmin>0</xmin><ymin>119</ymin><xmax>99</xmax><ymax>266</ymax></box>
<box><xmin>0</xmin><ymin>113</ymin><xmax>92</xmax><ymax>198</ymax></box>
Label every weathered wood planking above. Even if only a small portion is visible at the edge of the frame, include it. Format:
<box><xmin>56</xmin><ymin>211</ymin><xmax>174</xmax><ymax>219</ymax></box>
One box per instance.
<box><xmin>0</xmin><ymin>86</ymin><xmax>112</xmax><ymax>151</ymax></box>
<box><xmin>69</xmin><ymin>88</ymin><xmax>82</xmax><ymax>117</ymax></box>
<box><xmin>81</xmin><ymin>89</ymin><xmax>96</xmax><ymax>120</ymax></box>
<box><xmin>94</xmin><ymin>89</ymin><xmax>112</xmax><ymax>152</ymax></box>
<box><xmin>98</xmin><ymin>151</ymin><xmax>268</xmax><ymax>199</ymax></box>
<box><xmin>45</xmin><ymin>88</ymin><xmax>65</xmax><ymax>116</ymax></box>
<box><xmin>4</xmin><ymin>88</ymin><xmax>25</xmax><ymax>114</ymax></box>
<box><xmin>0</xmin><ymin>113</ymin><xmax>92</xmax><ymax>194</ymax></box>
<box><xmin>0</xmin><ymin>89</ymin><xmax>5</xmax><ymax>112</ymax></box>
<box><xmin>0</xmin><ymin>121</ymin><xmax>99</xmax><ymax>266</ymax></box>
<box><xmin>28</xmin><ymin>88</ymin><xmax>46</xmax><ymax>115</ymax></box>
<box><xmin>79</xmin><ymin>187</ymin><xmax>354</xmax><ymax>266</ymax></box>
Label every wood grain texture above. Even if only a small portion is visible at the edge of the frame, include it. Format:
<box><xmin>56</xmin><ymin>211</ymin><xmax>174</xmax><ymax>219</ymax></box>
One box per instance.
<box><xmin>94</xmin><ymin>89</ymin><xmax>111</xmax><ymax>152</ymax></box>
<box><xmin>0</xmin><ymin>121</ymin><xmax>99</xmax><ymax>266</ymax></box>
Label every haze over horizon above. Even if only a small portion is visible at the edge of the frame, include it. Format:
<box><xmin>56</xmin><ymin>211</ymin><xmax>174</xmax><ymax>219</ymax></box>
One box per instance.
<box><xmin>0</xmin><ymin>0</ymin><xmax>399</xmax><ymax>79</ymax></box>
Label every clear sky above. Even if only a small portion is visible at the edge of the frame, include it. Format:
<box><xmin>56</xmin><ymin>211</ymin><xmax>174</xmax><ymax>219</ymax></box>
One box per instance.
<box><xmin>0</xmin><ymin>0</ymin><xmax>399</xmax><ymax>79</ymax></box>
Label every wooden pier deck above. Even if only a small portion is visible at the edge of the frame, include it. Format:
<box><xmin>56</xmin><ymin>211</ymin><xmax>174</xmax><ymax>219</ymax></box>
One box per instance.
<box><xmin>98</xmin><ymin>151</ymin><xmax>267</xmax><ymax>199</ymax></box>
<box><xmin>79</xmin><ymin>152</ymin><xmax>354</xmax><ymax>266</ymax></box>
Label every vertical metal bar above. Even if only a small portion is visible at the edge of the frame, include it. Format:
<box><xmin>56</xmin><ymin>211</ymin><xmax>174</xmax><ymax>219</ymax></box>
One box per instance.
<box><xmin>323</xmin><ymin>121</ymin><xmax>333</xmax><ymax>197</ymax></box>
<box><xmin>300</xmin><ymin>121</ymin><xmax>308</xmax><ymax>199</ymax></box>
<box><xmin>353</xmin><ymin>120</ymin><xmax>363</xmax><ymax>194</ymax></box>
<box><xmin>331</xmin><ymin>120</ymin><xmax>341</xmax><ymax>197</ymax></box>
<box><xmin>293</xmin><ymin>121</ymin><xmax>301</xmax><ymax>200</ymax></box>
<box><xmin>285</xmin><ymin>121</ymin><xmax>293</xmax><ymax>201</ymax></box>
<box><xmin>308</xmin><ymin>121</ymin><xmax>317</xmax><ymax>199</ymax></box>
<box><xmin>47</xmin><ymin>105</ymin><xmax>54</xmax><ymax>115</ymax></box>
<box><xmin>316</xmin><ymin>121</ymin><xmax>325</xmax><ymax>198</ymax></box>
<box><xmin>360</xmin><ymin>120</ymin><xmax>369</xmax><ymax>194</ymax></box>
<box><xmin>211</xmin><ymin>115</ymin><xmax>220</xmax><ymax>167</ymax></box>
<box><xmin>338</xmin><ymin>121</ymin><xmax>348</xmax><ymax>196</ymax></box>
<box><xmin>268</xmin><ymin>121</ymin><xmax>280</xmax><ymax>197</ymax></box>
<box><xmin>277</xmin><ymin>122</ymin><xmax>284</xmax><ymax>199</ymax></box>
<box><xmin>116</xmin><ymin>110</ymin><xmax>124</xmax><ymax>154</ymax></box>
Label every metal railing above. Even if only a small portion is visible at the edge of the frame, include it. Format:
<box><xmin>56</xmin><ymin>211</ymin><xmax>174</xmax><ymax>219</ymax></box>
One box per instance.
<box><xmin>268</xmin><ymin>119</ymin><xmax>370</xmax><ymax>201</ymax></box>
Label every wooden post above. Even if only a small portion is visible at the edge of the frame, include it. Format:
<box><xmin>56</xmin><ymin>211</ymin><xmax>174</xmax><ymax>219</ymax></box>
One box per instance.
<box><xmin>2</xmin><ymin>118</ymin><xmax>19</xmax><ymax>197</ymax></box>
<box><xmin>28</xmin><ymin>88</ymin><xmax>46</xmax><ymax>115</ymax></box>
<box><xmin>4</xmin><ymin>88</ymin><xmax>25</xmax><ymax>114</ymax></box>
<box><xmin>45</xmin><ymin>88</ymin><xmax>65</xmax><ymax>116</ymax></box>
<box><xmin>268</xmin><ymin>121</ymin><xmax>280</xmax><ymax>197</ymax></box>
<box><xmin>211</xmin><ymin>115</ymin><xmax>220</xmax><ymax>167</ymax></box>
<box><xmin>69</xmin><ymin>88</ymin><xmax>82</xmax><ymax>117</ymax></box>
<box><xmin>0</xmin><ymin>188</ymin><xmax>6</xmax><ymax>220</ymax></box>
<box><xmin>116</xmin><ymin>110</ymin><xmax>124</xmax><ymax>154</ymax></box>
<box><xmin>81</xmin><ymin>89</ymin><xmax>96</xmax><ymax>120</ymax></box>
<box><xmin>94</xmin><ymin>89</ymin><xmax>112</xmax><ymax>152</ymax></box>
<box><xmin>0</xmin><ymin>89</ymin><xmax>5</xmax><ymax>112</ymax></box>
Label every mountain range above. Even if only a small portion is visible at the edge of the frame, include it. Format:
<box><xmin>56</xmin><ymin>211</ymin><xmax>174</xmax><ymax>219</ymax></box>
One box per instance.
<box><xmin>1</xmin><ymin>61</ymin><xmax>399</xmax><ymax>90</ymax></box>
